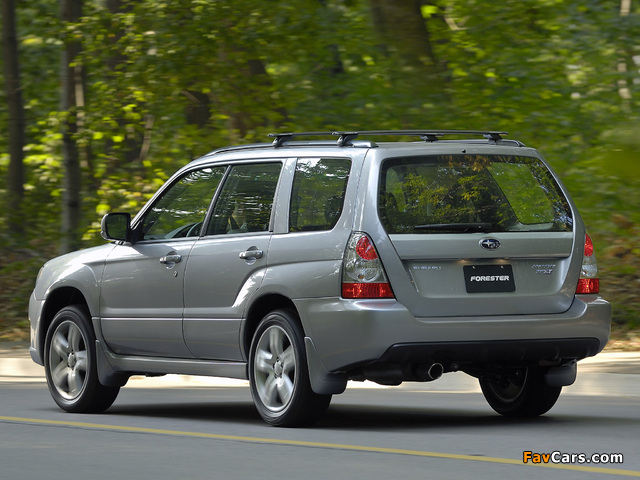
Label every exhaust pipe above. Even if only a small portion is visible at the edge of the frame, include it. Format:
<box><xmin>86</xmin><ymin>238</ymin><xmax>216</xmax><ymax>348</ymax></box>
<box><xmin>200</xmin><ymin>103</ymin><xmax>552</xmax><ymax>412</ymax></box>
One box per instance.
<box><xmin>416</xmin><ymin>362</ymin><xmax>444</xmax><ymax>381</ymax></box>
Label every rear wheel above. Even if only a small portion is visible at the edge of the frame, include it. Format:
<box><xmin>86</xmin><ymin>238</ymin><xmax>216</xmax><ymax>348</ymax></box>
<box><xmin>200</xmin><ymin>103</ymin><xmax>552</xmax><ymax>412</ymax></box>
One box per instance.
<box><xmin>44</xmin><ymin>305</ymin><xmax>119</xmax><ymax>413</ymax></box>
<box><xmin>249</xmin><ymin>309</ymin><xmax>331</xmax><ymax>427</ymax></box>
<box><xmin>479</xmin><ymin>366</ymin><xmax>561</xmax><ymax>417</ymax></box>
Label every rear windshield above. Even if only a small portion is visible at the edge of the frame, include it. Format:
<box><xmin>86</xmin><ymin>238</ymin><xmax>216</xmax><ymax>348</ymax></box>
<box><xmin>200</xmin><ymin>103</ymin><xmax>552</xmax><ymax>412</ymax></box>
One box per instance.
<box><xmin>379</xmin><ymin>155</ymin><xmax>573</xmax><ymax>234</ymax></box>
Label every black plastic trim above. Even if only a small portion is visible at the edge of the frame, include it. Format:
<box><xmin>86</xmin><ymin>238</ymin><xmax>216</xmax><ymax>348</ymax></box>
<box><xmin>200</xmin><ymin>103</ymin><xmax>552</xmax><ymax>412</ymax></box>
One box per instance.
<box><xmin>375</xmin><ymin>338</ymin><xmax>602</xmax><ymax>365</ymax></box>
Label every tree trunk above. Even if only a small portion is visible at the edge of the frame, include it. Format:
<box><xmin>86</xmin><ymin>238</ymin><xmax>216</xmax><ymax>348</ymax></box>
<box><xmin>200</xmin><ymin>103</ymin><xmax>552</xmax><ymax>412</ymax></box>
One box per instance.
<box><xmin>617</xmin><ymin>0</ymin><xmax>633</xmax><ymax>109</ymax></box>
<box><xmin>59</xmin><ymin>0</ymin><xmax>84</xmax><ymax>253</ymax></box>
<box><xmin>370</xmin><ymin>0</ymin><xmax>439</xmax><ymax>72</ymax></box>
<box><xmin>369</xmin><ymin>0</ymin><xmax>446</xmax><ymax>113</ymax></box>
<box><xmin>1</xmin><ymin>0</ymin><xmax>26</xmax><ymax>236</ymax></box>
<box><xmin>105</xmin><ymin>0</ymin><xmax>147</xmax><ymax>166</ymax></box>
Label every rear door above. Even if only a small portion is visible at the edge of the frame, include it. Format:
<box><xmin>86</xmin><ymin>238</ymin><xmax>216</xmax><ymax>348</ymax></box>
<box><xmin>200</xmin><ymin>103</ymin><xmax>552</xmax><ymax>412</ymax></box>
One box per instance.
<box><xmin>183</xmin><ymin>161</ymin><xmax>283</xmax><ymax>360</ymax></box>
<box><xmin>376</xmin><ymin>152</ymin><xmax>579</xmax><ymax>317</ymax></box>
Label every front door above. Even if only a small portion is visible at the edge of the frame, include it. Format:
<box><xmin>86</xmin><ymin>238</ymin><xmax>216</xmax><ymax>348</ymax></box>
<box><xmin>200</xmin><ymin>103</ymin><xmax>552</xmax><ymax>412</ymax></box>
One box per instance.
<box><xmin>101</xmin><ymin>240</ymin><xmax>195</xmax><ymax>357</ymax></box>
<box><xmin>100</xmin><ymin>166</ymin><xmax>226</xmax><ymax>357</ymax></box>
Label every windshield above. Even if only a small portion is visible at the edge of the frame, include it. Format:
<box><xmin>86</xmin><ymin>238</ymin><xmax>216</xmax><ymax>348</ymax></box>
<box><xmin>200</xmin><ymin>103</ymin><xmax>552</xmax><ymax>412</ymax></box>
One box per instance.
<box><xmin>379</xmin><ymin>154</ymin><xmax>573</xmax><ymax>234</ymax></box>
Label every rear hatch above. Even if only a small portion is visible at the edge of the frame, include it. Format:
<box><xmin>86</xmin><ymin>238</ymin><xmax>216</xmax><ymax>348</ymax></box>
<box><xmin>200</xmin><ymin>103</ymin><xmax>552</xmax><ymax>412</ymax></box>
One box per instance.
<box><xmin>378</xmin><ymin>152</ymin><xmax>578</xmax><ymax>317</ymax></box>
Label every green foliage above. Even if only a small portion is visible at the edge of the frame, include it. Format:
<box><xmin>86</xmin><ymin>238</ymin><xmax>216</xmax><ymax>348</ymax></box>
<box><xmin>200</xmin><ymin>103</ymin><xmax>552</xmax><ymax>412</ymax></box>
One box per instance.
<box><xmin>1</xmin><ymin>0</ymin><xmax>639</xmax><ymax>338</ymax></box>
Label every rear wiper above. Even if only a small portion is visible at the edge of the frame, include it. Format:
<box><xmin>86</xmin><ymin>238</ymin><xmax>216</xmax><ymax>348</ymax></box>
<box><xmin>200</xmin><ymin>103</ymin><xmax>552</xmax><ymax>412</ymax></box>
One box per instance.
<box><xmin>414</xmin><ymin>223</ymin><xmax>493</xmax><ymax>233</ymax></box>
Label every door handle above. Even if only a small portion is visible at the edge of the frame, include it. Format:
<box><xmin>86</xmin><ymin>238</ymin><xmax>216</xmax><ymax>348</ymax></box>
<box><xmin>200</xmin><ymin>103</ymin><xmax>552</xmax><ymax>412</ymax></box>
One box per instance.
<box><xmin>160</xmin><ymin>254</ymin><xmax>182</xmax><ymax>264</ymax></box>
<box><xmin>239</xmin><ymin>249</ymin><xmax>263</xmax><ymax>260</ymax></box>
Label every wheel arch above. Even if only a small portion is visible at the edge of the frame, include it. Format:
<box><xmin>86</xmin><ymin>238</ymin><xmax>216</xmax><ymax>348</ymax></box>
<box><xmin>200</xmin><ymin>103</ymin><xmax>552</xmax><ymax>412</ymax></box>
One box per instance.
<box><xmin>37</xmin><ymin>287</ymin><xmax>90</xmax><ymax>359</ymax></box>
<box><xmin>242</xmin><ymin>293</ymin><xmax>298</xmax><ymax>358</ymax></box>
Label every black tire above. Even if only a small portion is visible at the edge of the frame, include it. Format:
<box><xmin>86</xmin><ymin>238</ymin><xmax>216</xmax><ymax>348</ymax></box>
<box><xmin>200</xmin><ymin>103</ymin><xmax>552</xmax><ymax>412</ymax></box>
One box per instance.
<box><xmin>480</xmin><ymin>366</ymin><xmax>561</xmax><ymax>417</ymax></box>
<box><xmin>249</xmin><ymin>309</ymin><xmax>331</xmax><ymax>427</ymax></box>
<box><xmin>44</xmin><ymin>305</ymin><xmax>120</xmax><ymax>413</ymax></box>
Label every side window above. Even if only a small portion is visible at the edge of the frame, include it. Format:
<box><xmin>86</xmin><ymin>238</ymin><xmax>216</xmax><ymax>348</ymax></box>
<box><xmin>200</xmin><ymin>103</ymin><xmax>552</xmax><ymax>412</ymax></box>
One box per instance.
<box><xmin>289</xmin><ymin>158</ymin><xmax>351</xmax><ymax>232</ymax></box>
<box><xmin>141</xmin><ymin>167</ymin><xmax>225</xmax><ymax>240</ymax></box>
<box><xmin>207</xmin><ymin>162</ymin><xmax>282</xmax><ymax>235</ymax></box>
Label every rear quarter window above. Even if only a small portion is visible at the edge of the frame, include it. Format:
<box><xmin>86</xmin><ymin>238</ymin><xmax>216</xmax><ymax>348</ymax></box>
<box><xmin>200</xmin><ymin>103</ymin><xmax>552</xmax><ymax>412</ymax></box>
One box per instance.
<box><xmin>289</xmin><ymin>158</ymin><xmax>351</xmax><ymax>232</ymax></box>
<box><xmin>379</xmin><ymin>154</ymin><xmax>572</xmax><ymax>234</ymax></box>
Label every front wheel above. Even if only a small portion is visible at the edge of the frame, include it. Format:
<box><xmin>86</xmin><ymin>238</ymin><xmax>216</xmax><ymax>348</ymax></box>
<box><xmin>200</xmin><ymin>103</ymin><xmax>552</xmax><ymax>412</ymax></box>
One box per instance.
<box><xmin>44</xmin><ymin>305</ymin><xmax>120</xmax><ymax>413</ymax></box>
<box><xmin>480</xmin><ymin>366</ymin><xmax>561</xmax><ymax>417</ymax></box>
<box><xmin>249</xmin><ymin>309</ymin><xmax>331</xmax><ymax>427</ymax></box>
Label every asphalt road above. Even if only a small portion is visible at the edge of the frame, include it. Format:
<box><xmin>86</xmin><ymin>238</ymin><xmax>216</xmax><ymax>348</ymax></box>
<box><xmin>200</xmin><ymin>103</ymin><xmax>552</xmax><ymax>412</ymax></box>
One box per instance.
<box><xmin>1</xmin><ymin>343</ymin><xmax>640</xmax><ymax>480</ymax></box>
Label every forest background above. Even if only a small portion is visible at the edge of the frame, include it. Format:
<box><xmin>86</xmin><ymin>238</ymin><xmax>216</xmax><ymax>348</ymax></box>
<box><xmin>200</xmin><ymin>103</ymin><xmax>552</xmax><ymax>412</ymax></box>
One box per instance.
<box><xmin>1</xmin><ymin>0</ymin><xmax>639</xmax><ymax>343</ymax></box>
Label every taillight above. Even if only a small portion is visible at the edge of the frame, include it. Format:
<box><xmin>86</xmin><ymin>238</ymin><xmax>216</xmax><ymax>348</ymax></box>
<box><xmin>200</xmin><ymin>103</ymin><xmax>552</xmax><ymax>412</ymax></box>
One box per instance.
<box><xmin>576</xmin><ymin>233</ymin><xmax>599</xmax><ymax>294</ymax></box>
<box><xmin>342</xmin><ymin>233</ymin><xmax>394</xmax><ymax>299</ymax></box>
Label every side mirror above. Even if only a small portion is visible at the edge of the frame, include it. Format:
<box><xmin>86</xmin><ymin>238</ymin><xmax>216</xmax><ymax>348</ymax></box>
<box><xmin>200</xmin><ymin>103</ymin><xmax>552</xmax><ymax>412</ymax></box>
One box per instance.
<box><xmin>101</xmin><ymin>212</ymin><xmax>132</xmax><ymax>242</ymax></box>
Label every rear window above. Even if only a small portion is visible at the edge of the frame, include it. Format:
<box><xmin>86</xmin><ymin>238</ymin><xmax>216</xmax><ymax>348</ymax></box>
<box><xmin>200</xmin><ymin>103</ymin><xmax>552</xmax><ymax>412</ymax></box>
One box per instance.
<box><xmin>379</xmin><ymin>155</ymin><xmax>573</xmax><ymax>234</ymax></box>
<box><xmin>207</xmin><ymin>162</ymin><xmax>282</xmax><ymax>235</ymax></box>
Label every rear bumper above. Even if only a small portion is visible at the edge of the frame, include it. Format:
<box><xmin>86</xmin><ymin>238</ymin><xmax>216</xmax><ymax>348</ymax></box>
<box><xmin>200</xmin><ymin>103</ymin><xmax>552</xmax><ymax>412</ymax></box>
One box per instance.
<box><xmin>295</xmin><ymin>294</ymin><xmax>611</xmax><ymax>373</ymax></box>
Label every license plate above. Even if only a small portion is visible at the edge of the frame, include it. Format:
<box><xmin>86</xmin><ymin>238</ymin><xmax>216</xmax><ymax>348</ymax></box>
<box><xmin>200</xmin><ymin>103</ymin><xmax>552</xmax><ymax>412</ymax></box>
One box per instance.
<box><xmin>464</xmin><ymin>265</ymin><xmax>516</xmax><ymax>293</ymax></box>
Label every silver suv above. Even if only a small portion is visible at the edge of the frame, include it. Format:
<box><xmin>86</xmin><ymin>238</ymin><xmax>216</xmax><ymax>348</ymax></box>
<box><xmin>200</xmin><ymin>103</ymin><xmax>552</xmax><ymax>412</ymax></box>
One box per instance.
<box><xmin>29</xmin><ymin>130</ymin><xmax>611</xmax><ymax>426</ymax></box>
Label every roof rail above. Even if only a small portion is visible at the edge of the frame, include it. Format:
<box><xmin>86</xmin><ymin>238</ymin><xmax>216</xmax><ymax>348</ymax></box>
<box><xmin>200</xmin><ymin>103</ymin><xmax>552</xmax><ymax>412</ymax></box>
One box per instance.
<box><xmin>204</xmin><ymin>142</ymin><xmax>273</xmax><ymax>157</ymax></box>
<box><xmin>335</xmin><ymin>130</ymin><xmax>509</xmax><ymax>143</ymax></box>
<box><xmin>267</xmin><ymin>130</ymin><xmax>510</xmax><ymax>147</ymax></box>
<box><xmin>268</xmin><ymin>131</ymin><xmax>335</xmax><ymax>147</ymax></box>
